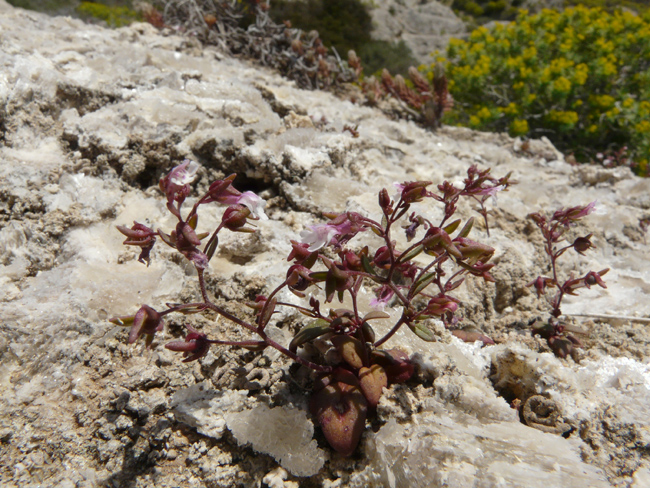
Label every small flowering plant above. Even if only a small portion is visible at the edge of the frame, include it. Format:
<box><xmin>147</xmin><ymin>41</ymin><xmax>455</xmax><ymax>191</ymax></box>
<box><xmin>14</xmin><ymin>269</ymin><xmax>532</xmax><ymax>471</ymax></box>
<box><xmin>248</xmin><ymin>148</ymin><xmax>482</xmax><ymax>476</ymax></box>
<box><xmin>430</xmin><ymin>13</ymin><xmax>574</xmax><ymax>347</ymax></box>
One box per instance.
<box><xmin>110</xmin><ymin>160</ymin><xmax>511</xmax><ymax>456</ymax></box>
<box><xmin>528</xmin><ymin>202</ymin><xmax>609</xmax><ymax>359</ymax></box>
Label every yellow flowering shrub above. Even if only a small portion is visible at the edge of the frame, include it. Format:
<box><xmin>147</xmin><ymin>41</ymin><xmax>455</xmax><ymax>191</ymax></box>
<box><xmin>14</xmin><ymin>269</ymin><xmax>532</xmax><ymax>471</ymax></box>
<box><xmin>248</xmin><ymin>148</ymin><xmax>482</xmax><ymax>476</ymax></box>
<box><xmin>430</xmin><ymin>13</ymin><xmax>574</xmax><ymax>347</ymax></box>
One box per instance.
<box><xmin>439</xmin><ymin>5</ymin><xmax>650</xmax><ymax>176</ymax></box>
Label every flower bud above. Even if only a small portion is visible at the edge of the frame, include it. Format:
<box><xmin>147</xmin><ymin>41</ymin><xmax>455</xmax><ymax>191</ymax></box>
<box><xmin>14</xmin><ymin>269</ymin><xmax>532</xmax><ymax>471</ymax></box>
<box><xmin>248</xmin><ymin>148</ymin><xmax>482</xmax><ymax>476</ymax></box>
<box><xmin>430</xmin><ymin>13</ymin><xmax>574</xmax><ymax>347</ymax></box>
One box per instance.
<box><xmin>424</xmin><ymin>296</ymin><xmax>459</xmax><ymax>316</ymax></box>
<box><xmin>373</xmin><ymin>245</ymin><xmax>393</xmax><ymax>268</ymax></box>
<box><xmin>110</xmin><ymin>305</ymin><xmax>164</xmax><ymax>348</ymax></box>
<box><xmin>165</xmin><ymin>325</ymin><xmax>210</xmax><ymax>363</ymax></box>
<box><xmin>584</xmin><ymin>269</ymin><xmax>608</xmax><ymax>289</ymax></box>
<box><xmin>454</xmin><ymin>237</ymin><xmax>494</xmax><ymax>264</ymax></box>
<box><xmin>572</xmin><ymin>234</ymin><xmax>594</xmax><ymax>255</ymax></box>
<box><xmin>286</xmin><ymin>264</ymin><xmax>314</xmax><ymax>292</ymax></box>
<box><xmin>422</xmin><ymin>227</ymin><xmax>461</xmax><ymax>258</ymax></box>
<box><xmin>526</xmin><ymin>276</ymin><xmax>555</xmax><ymax>297</ymax></box>
<box><xmin>116</xmin><ymin>222</ymin><xmax>157</xmax><ymax>265</ymax></box>
<box><xmin>378</xmin><ymin>188</ymin><xmax>391</xmax><ymax>210</ymax></box>
<box><xmin>221</xmin><ymin>204</ymin><xmax>253</xmax><ymax>232</ymax></box>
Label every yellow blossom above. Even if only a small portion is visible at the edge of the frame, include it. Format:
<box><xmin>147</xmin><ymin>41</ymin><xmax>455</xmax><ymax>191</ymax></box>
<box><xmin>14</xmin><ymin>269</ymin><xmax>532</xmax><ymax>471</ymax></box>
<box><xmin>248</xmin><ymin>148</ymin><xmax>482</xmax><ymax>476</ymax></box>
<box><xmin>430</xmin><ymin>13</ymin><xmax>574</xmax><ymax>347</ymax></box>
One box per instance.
<box><xmin>510</xmin><ymin>119</ymin><xmax>529</xmax><ymax>135</ymax></box>
<box><xmin>477</xmin><ymin>107</ymin><xmax>492</xmax><ymax>120</ymax></box>
<box><xmin>636</xmin><ymin>121</ymin><xmax>650</xmax><ymax>133</ymax></box>
<box><xmin>553</xmin><ymin>77</ymin><xmax>572</xmax><ymax>94</ymax></box>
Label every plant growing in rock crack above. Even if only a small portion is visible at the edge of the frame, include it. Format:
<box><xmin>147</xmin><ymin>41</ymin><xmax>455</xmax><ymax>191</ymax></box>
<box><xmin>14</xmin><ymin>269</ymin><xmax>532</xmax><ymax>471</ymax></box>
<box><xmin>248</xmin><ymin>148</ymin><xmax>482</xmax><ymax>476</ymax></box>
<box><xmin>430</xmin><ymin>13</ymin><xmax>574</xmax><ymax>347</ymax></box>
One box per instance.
<box><xmin>110</xmin><ymin>159</ymin><xmax>511</xmax><ymax>456</ymax></box>
<box><xmin>527</xmin><ymin>203</ymin><xmax>609</xmax><ymax>359</ymax></box>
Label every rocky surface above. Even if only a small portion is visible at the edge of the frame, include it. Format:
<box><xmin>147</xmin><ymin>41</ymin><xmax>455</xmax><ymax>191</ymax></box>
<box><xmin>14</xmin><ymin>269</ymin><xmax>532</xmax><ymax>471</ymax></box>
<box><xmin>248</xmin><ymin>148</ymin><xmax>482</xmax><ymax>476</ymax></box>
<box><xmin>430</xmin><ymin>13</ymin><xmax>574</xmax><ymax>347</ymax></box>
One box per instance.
<box><xmin>1</xmin><ymin>1</ymin><xmax>649</xmax><ymax>487</ymax></box>
<box><xmin>369</xmin><ymin>0</ymin><xmax>466</xmax><ymax>63</ymax></box>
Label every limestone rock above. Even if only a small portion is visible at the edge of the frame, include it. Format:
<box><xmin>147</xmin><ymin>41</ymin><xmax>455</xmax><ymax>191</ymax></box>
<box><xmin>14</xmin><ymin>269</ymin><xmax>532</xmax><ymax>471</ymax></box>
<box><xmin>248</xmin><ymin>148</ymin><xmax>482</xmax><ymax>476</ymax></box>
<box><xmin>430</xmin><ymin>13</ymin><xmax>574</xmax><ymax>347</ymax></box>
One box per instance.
<box><xmin>0</xmin><ymin>2</ymin><xmax>649</xmax><ymax>487</ymax></box>
<box><xmin>369</xmin><ymin>0</ymin><xmax>467</xmax><ymax>63</ymax></box>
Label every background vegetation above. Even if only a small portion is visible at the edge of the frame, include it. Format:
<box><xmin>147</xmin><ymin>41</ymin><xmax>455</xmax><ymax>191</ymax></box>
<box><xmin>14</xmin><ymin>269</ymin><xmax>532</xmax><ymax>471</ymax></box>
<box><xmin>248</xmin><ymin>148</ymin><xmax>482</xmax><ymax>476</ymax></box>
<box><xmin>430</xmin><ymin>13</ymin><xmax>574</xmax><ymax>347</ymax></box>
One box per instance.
<box><xmin>268</xmin><ymin>0</ymin><xmax>418</xmax><ymax>76</ymax></box>
<box><xmin>8</xmin><ymin>0</ymin><xmax>650</xmax><ymax>174</ymax></box>
<box><xmin>437</xmin><ymin>6</ymin><xmax>650</xmax><ymax>175</ymax></box>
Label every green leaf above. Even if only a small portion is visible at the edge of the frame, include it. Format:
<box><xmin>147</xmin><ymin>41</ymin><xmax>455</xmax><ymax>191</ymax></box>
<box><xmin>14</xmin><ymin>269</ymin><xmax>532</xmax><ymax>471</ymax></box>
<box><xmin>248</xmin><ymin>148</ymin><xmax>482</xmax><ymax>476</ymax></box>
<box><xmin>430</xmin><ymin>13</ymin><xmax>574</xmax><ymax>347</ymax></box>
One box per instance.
<box><xmin>412</xmin><ymin>272</ymin><xmax>438</xmax><ymax>296</ymax></box>
<box><xmin>331</xmin><ymin>335</ymin><xmax>366</xmax><ymax>369</ymax></box>
<box><xmin>158</xmin><ymin>229</ymin><xmax>175</xmax><ymax>247</ymax></box>
<box><xmin>309</xmin><ymin>271</ymin><xmax>328</xmax><ymax>281</ymax></box>
<box><xmin>397</xmin><ymin>244</ymin><xmax>424</xmax><ymax>264</ymax></box>
<box><xmin>359</xmin><ymin>364</ymin><xmax>388</xmax><ymax>408</ymax></box>
<box><xmin>188</xmin><ymin>213</ymin><xmax>198</xmax><ymax>230</ymax></box>
<box><xmin>289</xmin><ymin>319</ymin><xmax>331</xmax><ymax>352</ymax></box>
<box><xmin>408</xmin><ymin>321</ymin><xmax>436</xmax><ymax>342</ymax></box>
<box><xmin>258</xmin><ymin>297</ymin><xmax>277</xmax><ymax>328</ymax></box>
<box><xmin>443</xmin><ymin>219</ymin><xmax>461</xmax><ymax>235</ymax></box>
<box><xmin>109</xmin><ymin>315</ymin><xmax>134</xmax><ymax>327</ymax></box>
<box><xmin>361</xmin><ymin>254</ymin><xmax>376</xmax><ymax>275</ymax></box>
<box><xmin>205</xmin><ymin>235</ymin><xmax>219</xmax><ymax>261</ymax></box>
<box><xmin>165</xmin><ymin>303</ymin><xmax>206</xmax><ymax>314</ymax></box>
<box><xmin>456</xmin><ymin>217</ymin><xmax>474</xmax><ymax>239</ymax></box>
<box><xmin>360</xmin><ymin>322</ymin><xmax>376</xmax><ymax>343</ymax></box>
<box><xmin>362</xmin><ymin>311</ymin><xmax>391</xmax><ymax>321</ymax></box>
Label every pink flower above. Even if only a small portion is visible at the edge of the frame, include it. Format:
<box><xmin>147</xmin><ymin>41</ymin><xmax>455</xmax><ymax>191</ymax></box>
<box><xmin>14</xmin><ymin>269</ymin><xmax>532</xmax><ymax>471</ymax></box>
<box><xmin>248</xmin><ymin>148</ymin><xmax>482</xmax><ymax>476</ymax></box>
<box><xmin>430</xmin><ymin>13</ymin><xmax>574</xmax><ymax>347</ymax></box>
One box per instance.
<box><xmin>481</xmin><ymin>184</ymin><xmax>506</xmax><ymax>205</ymax></box>
<box><xmin>370</xmin><ymin>285</ymin><xmax>395</xmax><ymax>310</ymax></box>
<box><xmin>231</xmin><ymin>191</ymin><xmax>268</xmax><ymax>220</ymax></box>
<box><xmin>159</xmin><ymin>160</ymin><xmax>201</xmax><ymax>211</ymax></box>
<box><xmin>300</xmin><ymin>223</ymin><xmax>341</xmax><ymax>251</ymax></box>
<box><xmin>169</xmin><ymin>160</ymin><xmax>200</xmax><ymax>186</ymax></box>
<box><xmin>552</xmin><ymin>202</ymin><xmax>597</xmax><ymax>225</ymax></box>
<box><xmin>300</xmin><ymin>213</ymin><xmax>370</xmax><ymax>252</ymax></box>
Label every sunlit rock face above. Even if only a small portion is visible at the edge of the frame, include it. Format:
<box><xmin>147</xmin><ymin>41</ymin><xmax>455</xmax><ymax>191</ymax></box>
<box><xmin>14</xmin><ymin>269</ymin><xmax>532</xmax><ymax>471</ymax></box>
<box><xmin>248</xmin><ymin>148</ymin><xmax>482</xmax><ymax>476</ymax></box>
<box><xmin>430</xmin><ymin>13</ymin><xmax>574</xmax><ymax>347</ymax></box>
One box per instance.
<box><xmin>369</xmin><ymin>0</ymin><xmax>466</xmax><ymax>63</ymax></box>
<box><xmin>0</xmin><ymin>1</ymin><xmax>649</xmax><ymax>487</ymax></box>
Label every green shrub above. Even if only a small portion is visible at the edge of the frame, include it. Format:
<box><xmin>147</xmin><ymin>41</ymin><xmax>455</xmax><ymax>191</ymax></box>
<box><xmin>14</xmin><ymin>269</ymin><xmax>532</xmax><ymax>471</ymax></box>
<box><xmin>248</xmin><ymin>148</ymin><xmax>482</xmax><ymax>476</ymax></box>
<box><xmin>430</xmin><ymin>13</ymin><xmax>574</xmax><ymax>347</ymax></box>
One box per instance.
<box><xmin>357</xmin><ymin>40</ymin><xmax>419</xmax><ymax>77</ymax></box>
<box><xmin>77</xmin><ymin>1</ymin><xmax>140</xmax><ymax>27</ymax></box>
<box><xmin>7</xmin><ymin>0</ymin><xmax>78</xmax><ymax>15</ymax></box>
<box><xmin>451</xmin><ymin>0</ymin><xmax>521</xmax><ymax>23</ymax></box>
<box><xmin>269</xmin><ymin>0</ymin><xmax>372</xmax><ymax>57</ymax></box>
<box><xmin>437</xmin><ymin>6</ymin><xmax>650</xmax><ymax>175</ymax></box>
<box><xmin>268</xmin><ymin>0</ymin><xmax>417</xmax><ymax>77</ymax></box>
